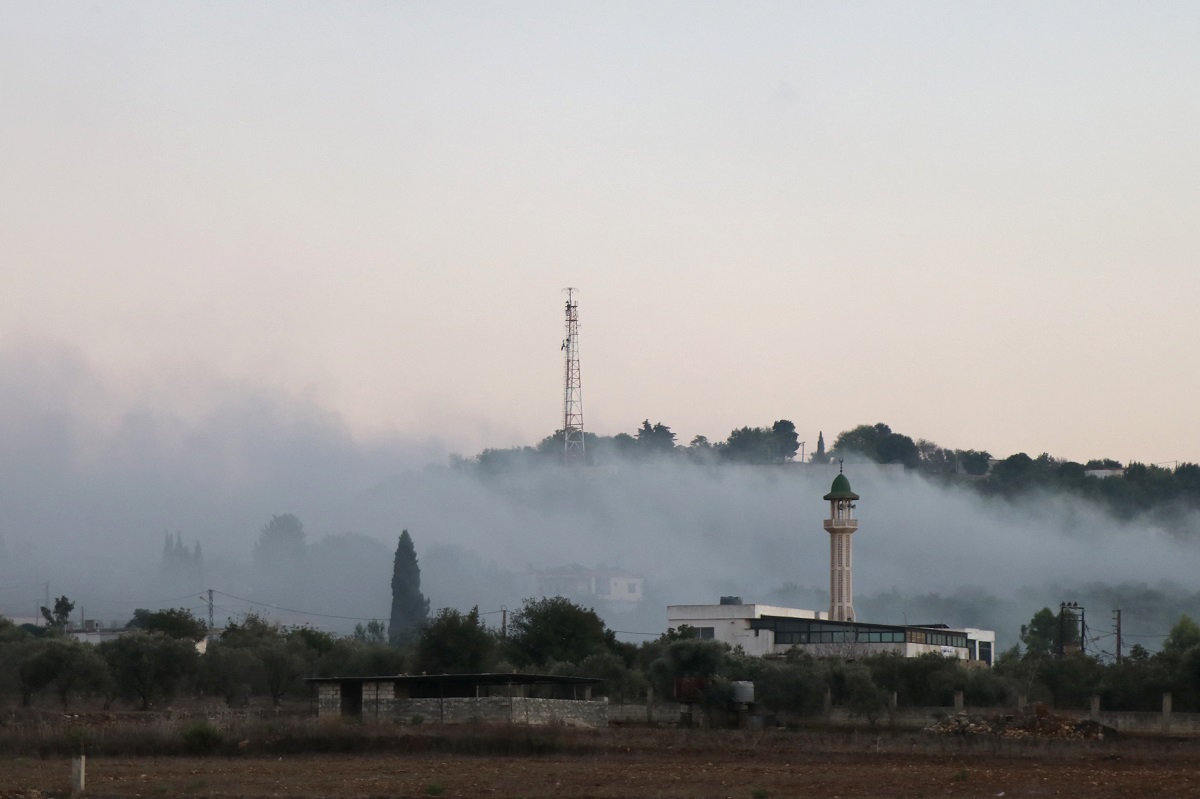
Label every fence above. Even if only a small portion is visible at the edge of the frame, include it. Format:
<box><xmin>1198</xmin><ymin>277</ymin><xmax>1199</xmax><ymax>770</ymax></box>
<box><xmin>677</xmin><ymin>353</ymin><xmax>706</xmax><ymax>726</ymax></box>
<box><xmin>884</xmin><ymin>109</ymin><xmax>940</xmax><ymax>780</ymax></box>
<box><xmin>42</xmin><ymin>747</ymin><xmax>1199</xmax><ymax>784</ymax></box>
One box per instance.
<box><xmin>610</xmin><ymin>691</ymin><xmax>1200</xmax><ymax>737</ymax></box>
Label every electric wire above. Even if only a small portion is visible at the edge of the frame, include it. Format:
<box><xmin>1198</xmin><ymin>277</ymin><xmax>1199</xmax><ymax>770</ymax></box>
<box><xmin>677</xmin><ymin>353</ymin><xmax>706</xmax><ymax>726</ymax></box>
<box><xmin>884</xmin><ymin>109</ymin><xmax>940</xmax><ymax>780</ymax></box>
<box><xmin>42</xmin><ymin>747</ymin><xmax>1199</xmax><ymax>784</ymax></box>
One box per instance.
<box><xmin>211</xmin><ymin>590</ymin><xmax>384</xmax><ymax>622</ymax></box>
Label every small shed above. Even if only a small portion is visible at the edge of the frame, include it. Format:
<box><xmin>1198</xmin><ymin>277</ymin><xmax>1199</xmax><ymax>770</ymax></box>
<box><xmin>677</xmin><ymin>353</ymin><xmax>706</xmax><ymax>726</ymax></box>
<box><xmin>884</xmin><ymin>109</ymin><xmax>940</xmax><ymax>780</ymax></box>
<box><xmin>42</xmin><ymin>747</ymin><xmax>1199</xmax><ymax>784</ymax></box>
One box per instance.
<box><xmin>308</xmin><ymin>673</ymin><xmax>607</xmax><ymax>727</ymax></box>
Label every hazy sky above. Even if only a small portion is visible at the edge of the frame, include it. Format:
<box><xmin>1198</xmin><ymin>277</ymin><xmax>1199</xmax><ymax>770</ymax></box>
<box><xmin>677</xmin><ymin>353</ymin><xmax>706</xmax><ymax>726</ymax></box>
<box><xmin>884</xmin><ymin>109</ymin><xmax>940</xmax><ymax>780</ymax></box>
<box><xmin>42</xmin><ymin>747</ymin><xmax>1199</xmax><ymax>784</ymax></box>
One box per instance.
<box><xmin>3</xmin><ymin>2</ymin><xmax>1198</xmax><ymax>463</ymax></box>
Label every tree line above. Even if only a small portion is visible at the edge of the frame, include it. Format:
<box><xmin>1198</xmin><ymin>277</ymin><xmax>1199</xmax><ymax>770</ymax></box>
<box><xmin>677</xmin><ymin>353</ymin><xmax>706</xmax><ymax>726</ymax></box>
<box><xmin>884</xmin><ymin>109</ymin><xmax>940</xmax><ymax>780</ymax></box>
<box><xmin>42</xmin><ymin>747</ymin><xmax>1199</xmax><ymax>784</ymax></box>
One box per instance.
<box><xmin>8</xmin><ymin>528</ymin><xmax>1198</xmax><ymax>716</ymax></box>
<box><xmin>833</xmin><ymin>422</ymin><xmax>1200</xmax><ymax>526</ymax></box>
<box><xmin>465</xmin><ymin>419</ymin><xmax>808</xmax><ymax>471</ymax></box>
<box><xmin>461</xmin><ymin>419</ymin><xmax>1200</xmax><ymax>529</ymax></box>
<box><xmin>8</xmin><ymin>596</ymin><xmax>1200</xmax><ymax>717</ymax></box>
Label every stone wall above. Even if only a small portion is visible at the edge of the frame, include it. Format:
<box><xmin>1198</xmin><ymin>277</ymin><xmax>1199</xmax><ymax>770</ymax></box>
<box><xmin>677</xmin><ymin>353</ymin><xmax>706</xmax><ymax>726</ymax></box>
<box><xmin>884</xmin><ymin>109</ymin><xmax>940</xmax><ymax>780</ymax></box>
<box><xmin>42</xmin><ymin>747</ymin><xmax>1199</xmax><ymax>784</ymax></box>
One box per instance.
<box><xmin>389</xmin><ymin>696</ymin><xmax>607</xmax><ymax>727</ymax></box>
<box><xmin>359</xmin><ymin>680</ymin><xmax>397</xmax><ymax>721</ymax></box>
<box><xmin>316</xmin><ymin>684</ymin><xmax>340</xmax><ymax>717</ymax></box>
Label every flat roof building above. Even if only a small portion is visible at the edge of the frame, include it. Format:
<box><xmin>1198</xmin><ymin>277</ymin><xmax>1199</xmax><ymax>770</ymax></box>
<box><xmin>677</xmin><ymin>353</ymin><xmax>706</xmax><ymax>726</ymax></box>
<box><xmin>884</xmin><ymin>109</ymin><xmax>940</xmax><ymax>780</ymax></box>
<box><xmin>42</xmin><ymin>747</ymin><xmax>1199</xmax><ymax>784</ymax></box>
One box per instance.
<box><xmin>668</xmin><ymin>601</ymin><xmax>995</xmax><ymax>665</ymax></box>
<box><xmin>307</xmin><ymin>673</ymin><xmax>607</xmax><ymax>726</ymax></box>
<box><xmin>665</xmin><ymin>470</ymin><xmax>996</xmax><ymax>666</ymax></box>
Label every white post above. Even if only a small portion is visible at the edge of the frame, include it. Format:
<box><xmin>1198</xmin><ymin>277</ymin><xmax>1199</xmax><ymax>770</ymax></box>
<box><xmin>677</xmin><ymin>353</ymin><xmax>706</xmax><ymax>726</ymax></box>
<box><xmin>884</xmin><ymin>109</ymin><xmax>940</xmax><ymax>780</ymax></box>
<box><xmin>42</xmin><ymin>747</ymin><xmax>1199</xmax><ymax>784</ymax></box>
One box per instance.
<box><xmin>71</xmin><ymin>755</ymin><xmax>86</xmax><ymax>797</ymax></box>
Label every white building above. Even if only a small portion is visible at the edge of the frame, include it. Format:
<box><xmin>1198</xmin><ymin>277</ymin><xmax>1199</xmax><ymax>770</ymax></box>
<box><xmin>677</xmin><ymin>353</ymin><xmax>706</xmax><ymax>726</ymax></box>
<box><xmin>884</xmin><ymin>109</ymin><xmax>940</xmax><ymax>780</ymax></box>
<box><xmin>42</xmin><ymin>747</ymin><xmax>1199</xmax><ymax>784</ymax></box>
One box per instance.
<box><xmin>666</xmin><ymin>471</ymin><xmax>996</xmax><ymax>666</ymax></box>
<box><xmin>667</xmin><ymin>599</ymin><xmax>996</xmax><ymax>665</ymax></box>
<box><xmin>534</xmin><ymin>566</ymin><xmax>644</xmax><ymax>604</ymax></box>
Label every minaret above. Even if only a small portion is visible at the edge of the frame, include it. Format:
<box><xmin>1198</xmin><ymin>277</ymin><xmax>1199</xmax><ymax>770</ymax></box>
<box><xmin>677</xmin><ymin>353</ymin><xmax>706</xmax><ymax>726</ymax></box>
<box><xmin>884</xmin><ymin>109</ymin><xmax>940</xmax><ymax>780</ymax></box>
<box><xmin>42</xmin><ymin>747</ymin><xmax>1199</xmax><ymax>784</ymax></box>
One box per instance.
<box><xmin>822</xmin><ymin>465</ymin><xmax>860</xmax><ymax>622</ymax></box>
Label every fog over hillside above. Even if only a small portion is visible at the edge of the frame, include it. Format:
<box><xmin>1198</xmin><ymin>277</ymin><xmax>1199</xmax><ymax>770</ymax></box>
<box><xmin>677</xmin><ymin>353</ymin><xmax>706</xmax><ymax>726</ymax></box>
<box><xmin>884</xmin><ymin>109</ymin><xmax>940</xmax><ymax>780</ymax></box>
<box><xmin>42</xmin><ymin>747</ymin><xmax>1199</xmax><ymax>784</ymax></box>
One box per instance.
<box><xmin>1</xmin><ymin>341</ymin><xmax>1197</xmax><ymax>652</ymax></box>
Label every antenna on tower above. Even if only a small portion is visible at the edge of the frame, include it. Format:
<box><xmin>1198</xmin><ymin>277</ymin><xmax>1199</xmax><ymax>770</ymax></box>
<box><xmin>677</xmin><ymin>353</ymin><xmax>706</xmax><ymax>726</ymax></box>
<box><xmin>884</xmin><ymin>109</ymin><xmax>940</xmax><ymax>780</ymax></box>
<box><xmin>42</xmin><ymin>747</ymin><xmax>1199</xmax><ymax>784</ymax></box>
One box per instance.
<box><xmin>562</xmin><ymin>288</ymin><xmax>585</xmax><ymax>463</ymax></box>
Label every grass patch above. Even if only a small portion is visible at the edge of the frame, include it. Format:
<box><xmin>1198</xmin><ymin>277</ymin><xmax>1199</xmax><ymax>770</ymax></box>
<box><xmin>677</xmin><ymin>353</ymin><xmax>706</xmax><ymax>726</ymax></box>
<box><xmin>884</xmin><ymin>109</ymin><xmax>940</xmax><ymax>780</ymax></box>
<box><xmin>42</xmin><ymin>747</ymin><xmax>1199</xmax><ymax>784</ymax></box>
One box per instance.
<box><xmin>951</xmin><ymin>769</ymin><xmax>968</xmax><ymax>782</ymax></box>
<box><xmin>426</xmin><ymin>782</ymin><xmax>446</xmax><ymax>796</ymax></box>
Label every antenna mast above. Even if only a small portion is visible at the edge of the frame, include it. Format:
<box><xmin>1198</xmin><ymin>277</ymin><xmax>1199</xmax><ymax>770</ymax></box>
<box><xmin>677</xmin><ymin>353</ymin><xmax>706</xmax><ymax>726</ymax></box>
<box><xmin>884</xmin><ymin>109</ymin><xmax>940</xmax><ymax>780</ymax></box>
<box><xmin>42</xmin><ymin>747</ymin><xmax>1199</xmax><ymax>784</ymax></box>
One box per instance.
<box><xmin>562</xmin><ymin>288</ymin><xmax>585</xmax><ymax>462</ymax></box>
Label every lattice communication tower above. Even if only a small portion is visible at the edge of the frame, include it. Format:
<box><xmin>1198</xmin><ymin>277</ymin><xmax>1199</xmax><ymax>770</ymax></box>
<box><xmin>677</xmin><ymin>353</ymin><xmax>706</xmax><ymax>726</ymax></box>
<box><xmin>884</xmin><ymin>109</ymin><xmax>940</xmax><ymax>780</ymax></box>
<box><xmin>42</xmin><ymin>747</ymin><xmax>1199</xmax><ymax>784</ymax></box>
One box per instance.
<box><xmin>562</xmin><ymin>288</ymin><xmax>585</xmax><ymax>462</ymax></box>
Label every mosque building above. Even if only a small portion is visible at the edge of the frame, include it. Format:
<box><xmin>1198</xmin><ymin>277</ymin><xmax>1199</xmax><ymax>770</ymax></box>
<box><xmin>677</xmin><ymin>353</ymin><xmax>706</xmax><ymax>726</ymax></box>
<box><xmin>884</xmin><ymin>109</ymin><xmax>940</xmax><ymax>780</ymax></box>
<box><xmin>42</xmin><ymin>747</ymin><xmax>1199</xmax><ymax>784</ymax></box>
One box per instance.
<box><xmin>667</xmin><ymin>470</ymin><xmax>996</xmax><ymax>665</ymax></box>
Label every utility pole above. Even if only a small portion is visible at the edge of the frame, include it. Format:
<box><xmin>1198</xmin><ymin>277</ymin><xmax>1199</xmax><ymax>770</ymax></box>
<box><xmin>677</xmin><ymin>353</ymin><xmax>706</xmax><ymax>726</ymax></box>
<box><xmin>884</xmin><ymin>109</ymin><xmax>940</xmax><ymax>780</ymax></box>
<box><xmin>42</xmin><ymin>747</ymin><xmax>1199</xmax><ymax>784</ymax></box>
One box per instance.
<box><xmin>1114</xmin><ymin>609</ymin><xmax>1122</xmax><ymax>663</ymax></box>
<box><xmin>207</xmin><ymin>589</ymin><xmax>214</xmax><ymax>631</ymax></box>
<box><xmin>1059</xmin><ymin>601</ymin><xmax>1066</xmax><ymax>658</ymax></box>
<box><xmin>561</xmin><ymin>288</ymin><xmax>585</xmax><ymax>463</ymax></box>
<box><xmin>799</xmin><ymin>441</ymin><xmax>806</xmax><ymax>464</ymax></box>
<box><xmin>501</xmin><ymin>605</ymin><xmax>507</xmax><ymax>639</ymax></box>
<box><xmin>1060</xmin><ymin>601</ymin><xmax>1084</xmax><ymax>657</ymax></box>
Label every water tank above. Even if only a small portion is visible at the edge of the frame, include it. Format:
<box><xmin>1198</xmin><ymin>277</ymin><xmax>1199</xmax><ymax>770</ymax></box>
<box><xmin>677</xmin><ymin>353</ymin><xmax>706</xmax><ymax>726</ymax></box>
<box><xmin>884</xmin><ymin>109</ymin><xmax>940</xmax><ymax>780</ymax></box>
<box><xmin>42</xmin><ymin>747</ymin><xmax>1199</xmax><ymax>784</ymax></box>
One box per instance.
<box><xmin>731</xmin><ymin>681</ymin><xmax>754</xmax><ymax>704</ymax></box>
<box><xmin>719</xmin><ymin>595</ymin><xmax>744</xmax><ymax>605</ymax></box>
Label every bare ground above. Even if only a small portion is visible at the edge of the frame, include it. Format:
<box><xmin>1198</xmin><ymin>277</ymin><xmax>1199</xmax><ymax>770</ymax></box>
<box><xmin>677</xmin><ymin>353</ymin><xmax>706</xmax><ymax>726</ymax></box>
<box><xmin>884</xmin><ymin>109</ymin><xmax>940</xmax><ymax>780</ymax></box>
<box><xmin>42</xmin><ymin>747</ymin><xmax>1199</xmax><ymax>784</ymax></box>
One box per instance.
<box><xmin>4</xmin><ymin>728</ymin><xmax>1200</xmax><ymax>798</ymax></box>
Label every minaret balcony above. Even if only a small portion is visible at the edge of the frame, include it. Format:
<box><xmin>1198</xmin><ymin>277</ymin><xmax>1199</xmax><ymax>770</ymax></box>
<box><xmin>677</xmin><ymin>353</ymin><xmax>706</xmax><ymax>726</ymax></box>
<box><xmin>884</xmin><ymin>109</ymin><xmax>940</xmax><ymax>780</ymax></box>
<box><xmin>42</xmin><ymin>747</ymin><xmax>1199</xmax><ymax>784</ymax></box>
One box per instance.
<box><xmin>824</xmin><ymin>518</ymin><xmax>859</xmax><ymax>531</ymax></box>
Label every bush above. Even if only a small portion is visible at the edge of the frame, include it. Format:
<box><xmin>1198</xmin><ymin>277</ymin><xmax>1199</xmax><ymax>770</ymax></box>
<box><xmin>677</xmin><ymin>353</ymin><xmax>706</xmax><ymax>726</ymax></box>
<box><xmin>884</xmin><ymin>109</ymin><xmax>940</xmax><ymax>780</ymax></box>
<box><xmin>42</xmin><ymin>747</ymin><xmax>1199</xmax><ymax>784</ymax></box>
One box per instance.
<box><xmin>181</xmin><ymin>721</ymin><xmax>225</xmax><ymax>755</ymax></box>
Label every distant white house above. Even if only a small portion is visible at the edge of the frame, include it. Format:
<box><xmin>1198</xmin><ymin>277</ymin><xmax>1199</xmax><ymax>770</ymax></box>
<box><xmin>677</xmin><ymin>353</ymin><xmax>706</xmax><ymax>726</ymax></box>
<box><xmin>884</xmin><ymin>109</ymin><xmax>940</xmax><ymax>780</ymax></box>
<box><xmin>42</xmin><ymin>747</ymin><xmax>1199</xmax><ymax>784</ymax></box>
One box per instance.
<box><xmin>534</xmin><ymin>566</ymin><xmax>644</xmax><ymax>604</ymax></box>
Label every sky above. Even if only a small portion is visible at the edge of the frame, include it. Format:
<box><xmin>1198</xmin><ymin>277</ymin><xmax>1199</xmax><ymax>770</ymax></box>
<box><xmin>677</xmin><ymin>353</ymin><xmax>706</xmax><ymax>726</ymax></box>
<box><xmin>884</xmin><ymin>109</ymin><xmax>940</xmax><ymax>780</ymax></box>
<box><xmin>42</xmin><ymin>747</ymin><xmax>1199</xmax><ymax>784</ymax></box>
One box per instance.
<box><xmin>3</xmin><ymin>2</ymin><xmax>1199</xmax><ymax>464</ymax></box>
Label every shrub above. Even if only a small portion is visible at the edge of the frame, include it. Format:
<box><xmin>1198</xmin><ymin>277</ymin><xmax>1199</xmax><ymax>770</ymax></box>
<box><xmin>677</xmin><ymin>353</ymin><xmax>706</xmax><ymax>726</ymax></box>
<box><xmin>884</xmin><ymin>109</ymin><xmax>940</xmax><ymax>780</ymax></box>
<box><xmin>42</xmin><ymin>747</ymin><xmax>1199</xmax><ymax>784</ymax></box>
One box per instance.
<box><xmin>181</xmin><ymin>721</ymin><xmax>225</xmax><ymax>755</ymax></box>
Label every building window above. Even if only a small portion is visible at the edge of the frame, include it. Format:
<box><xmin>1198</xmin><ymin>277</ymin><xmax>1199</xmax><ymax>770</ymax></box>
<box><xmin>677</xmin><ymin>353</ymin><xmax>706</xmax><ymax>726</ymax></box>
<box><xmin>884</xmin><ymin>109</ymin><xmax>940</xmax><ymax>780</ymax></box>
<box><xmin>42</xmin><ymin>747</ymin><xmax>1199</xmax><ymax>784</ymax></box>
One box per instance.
<box><xmin>697</xmin><ymin>627</ymin><xmax>715</xmax><ymax>640</ymax></box>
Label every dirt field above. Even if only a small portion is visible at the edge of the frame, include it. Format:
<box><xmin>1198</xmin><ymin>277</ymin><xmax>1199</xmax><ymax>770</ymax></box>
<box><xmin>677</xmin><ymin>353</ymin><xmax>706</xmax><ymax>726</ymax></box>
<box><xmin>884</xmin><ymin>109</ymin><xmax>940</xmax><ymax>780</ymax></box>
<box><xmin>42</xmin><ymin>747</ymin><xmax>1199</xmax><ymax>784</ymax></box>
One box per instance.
<box><xmin>4</xmin><ymin>728</ymin><xmax>1200</xmax><ymax>798</ymax></box>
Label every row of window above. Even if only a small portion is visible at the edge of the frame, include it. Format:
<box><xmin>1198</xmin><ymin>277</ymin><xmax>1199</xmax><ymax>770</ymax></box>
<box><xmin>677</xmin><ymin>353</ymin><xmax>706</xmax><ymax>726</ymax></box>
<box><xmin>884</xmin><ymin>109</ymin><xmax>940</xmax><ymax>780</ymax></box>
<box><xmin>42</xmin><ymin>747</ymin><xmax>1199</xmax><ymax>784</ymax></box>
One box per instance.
<box><xmin>753</xmin><ymin>618</ymin><xmax>968</xmax><ymax>649</ymax></box>
<box><xmin>906</xmin><ymin>630</ymin><xmax>968</xmax><ymax>648</ymax></box>
<box><xmin>776</xmin><ymin>630</ymin><xmax>907</xmax><ymax>645</ymax></box>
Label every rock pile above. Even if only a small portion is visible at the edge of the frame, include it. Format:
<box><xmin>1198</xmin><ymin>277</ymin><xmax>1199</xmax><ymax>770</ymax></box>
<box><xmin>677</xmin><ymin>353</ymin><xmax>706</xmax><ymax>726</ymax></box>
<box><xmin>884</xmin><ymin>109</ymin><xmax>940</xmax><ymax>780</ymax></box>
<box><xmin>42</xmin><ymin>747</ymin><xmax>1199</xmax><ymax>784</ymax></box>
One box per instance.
<box><xmin>924</xmin><ymin>704</ymin><xmax>1112</xmax><ymax>740</ymax></box>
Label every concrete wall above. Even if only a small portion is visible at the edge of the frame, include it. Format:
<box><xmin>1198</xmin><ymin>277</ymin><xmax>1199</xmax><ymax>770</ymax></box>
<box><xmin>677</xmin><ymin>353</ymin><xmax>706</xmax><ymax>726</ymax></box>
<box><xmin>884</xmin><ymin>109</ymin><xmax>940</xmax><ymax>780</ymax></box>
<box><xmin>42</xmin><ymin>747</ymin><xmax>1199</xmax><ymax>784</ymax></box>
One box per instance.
<box><xmin>608</xmin><ymin>696</ymin><xmax>1200</xmax><ymax>737</ymax></box>
<box><xmin>1091</xmin><ymin>694</ymin><xmax>1200</xmax><ymax>737</ymax></box>
<box><xmin>359</xmin><ymin>681</ymin><xmax>397</xmax><ymax>721</ymax></box>
<box><xmin>315</xmin><ymin>682</ymin><xmax>606</xmax><ymax>727</ymax></box>
<box><xmin>317</xmin><ymin>684</ymin><xmax>340</xmax><ymax>717</ymax></box>
<box><xmin>392</xmin><ymin>696</ymin><xmax>607</xmax><ymax>727</ymax></box>
<box><xmin>322</xmin><ymin>684</ymin><xmax>1200</xmax><ymax>737</ymax></box>
<box><xmin>609</xmin><ymin>702</ymin><xmax>688</xmax><ymax>724</ymax></box>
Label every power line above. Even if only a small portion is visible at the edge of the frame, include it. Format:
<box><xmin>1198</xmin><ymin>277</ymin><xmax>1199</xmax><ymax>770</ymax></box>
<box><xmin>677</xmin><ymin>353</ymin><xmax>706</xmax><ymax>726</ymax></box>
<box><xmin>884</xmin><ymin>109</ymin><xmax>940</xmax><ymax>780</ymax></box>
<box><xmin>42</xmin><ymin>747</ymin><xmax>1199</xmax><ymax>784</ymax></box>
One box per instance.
<box><xmin>210</xmin><ymin>590</ymin><xmax>384</xmax><ymax>622</ymax></box>
<box><xmin>40</xmin><ymin>591</ymin><xmax>208</xmax><ymax>609</ymax></box>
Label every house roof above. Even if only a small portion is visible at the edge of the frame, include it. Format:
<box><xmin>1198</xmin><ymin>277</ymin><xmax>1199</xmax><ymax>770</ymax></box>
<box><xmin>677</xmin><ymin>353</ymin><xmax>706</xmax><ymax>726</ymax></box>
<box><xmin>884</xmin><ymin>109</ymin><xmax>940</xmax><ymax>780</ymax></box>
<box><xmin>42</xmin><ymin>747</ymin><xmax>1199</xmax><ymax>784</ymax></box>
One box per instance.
<box><xmin>305</xmin><ymin>672</ymin><xmax>602</xmax><ymax>686</ymax></box>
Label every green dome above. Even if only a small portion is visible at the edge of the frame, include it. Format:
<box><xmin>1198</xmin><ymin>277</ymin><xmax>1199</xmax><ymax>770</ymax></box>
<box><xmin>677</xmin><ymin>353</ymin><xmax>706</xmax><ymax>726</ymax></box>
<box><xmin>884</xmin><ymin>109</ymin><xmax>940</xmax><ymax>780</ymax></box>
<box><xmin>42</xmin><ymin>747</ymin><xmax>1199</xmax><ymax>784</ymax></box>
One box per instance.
<box><xmin>824</xmin><ymin>472</ymin><xmax>860</xmax><ymax>501</ymax></box>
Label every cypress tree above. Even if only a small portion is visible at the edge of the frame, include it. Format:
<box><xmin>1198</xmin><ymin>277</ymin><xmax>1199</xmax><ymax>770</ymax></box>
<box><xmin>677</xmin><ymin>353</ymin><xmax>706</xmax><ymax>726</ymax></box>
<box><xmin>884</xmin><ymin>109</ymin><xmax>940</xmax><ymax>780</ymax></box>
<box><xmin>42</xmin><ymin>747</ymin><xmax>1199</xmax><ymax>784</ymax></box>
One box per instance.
<box><xmin>388</xmin><ymin>529</ymin><xmax>430</xmax><ymax>644</ymax></box>
<box><xmin>813</xmin><ymin>431</ymin><xmax>827</xmax><ymax>464</ymax></box>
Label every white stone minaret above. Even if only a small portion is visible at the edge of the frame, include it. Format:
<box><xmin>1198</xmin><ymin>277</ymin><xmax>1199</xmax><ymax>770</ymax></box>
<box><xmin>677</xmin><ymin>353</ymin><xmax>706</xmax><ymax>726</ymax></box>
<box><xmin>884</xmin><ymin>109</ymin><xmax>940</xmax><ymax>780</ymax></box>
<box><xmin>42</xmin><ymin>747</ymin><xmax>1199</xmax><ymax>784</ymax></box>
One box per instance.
<box><xmin>822</xmin><ymin>466</ymin><xmax>860</xmax><ymax>622</ymax></box>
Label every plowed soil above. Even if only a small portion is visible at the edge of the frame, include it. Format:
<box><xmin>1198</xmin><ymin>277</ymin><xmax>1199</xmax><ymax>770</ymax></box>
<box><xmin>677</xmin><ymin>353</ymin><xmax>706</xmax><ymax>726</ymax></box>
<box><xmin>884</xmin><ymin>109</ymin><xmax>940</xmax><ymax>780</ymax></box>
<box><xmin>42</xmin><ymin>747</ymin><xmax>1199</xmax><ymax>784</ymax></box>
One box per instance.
<box><xmin>4</xmin><ymin>728</ymin><xmax>1199</xmax><ymax>798</ymax></box>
